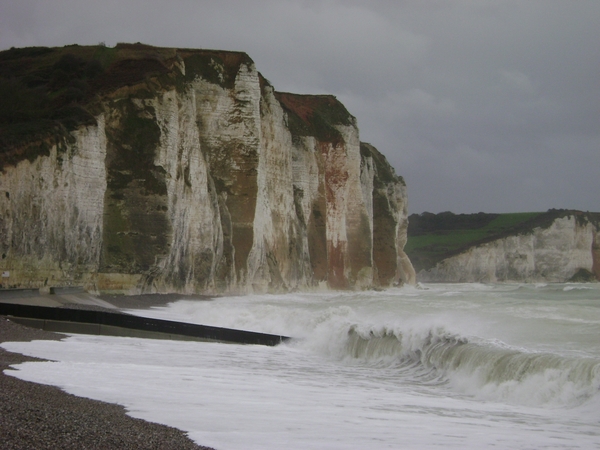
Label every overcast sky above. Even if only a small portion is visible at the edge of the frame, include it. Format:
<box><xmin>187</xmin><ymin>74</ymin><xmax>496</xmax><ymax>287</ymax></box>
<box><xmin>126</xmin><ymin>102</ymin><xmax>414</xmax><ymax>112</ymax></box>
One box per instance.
<box><xmin>1</xmin><ymin>0</ymin><xmax>598</xmax><ymax>214</ymax></box>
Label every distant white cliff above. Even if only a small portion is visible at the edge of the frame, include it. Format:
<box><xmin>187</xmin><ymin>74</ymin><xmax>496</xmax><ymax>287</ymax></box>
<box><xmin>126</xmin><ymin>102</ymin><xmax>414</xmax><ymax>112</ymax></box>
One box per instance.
<box><xmin>418</xmin><ymin>215</ymin><xmax>599</xmax><ymax>283</ymax></box>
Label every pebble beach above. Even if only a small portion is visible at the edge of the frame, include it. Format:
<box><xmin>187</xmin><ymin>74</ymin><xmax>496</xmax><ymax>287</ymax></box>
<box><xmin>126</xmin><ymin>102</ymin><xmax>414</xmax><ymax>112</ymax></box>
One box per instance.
<box><xmin>0</xmin><ymin>314</ymin><xmax>214</xmax><ymax>450</ymax></box>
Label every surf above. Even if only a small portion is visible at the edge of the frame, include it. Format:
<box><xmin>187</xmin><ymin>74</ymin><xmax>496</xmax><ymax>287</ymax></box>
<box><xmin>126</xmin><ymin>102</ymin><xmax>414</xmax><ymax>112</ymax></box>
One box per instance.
<box><xmin>3</xmin><ymin>282</ymin><xmax>600</xmax><ymax>449</ymax></box>
<box><xmin>341</xmin><ymin>322</ymin><xmax>600</xmax><ymax>407</ymax></box>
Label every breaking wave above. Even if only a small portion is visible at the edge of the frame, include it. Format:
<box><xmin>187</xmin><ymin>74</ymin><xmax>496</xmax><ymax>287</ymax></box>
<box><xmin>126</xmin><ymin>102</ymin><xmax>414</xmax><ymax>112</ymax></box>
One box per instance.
<box><xmin>341</xmin><ymin>324</ymin><xmax>600</xmax><ymax>408</ymax></box>
<box><xmin>131</xmin><ymin>285</ymin><xmax>600</xmax><ymax>410</ymax></box>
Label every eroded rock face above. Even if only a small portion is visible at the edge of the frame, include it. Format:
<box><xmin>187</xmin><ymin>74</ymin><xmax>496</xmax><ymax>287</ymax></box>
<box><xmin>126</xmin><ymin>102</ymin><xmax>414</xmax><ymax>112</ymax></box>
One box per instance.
<box><xmin>418</xmin><ymin>216</ymin><xmax>599</xmax><ymax>283</ymax></box>
<box><xmin>0</xmin><ymin>46</ymin><xmax>413</xmax><ymax>294</ymax></box>
<box><xmin>361</xmin><ymin>143</ymin><xmax>415</xmax><ymax>286</ymax></box>
<box><xmin>0</xmin><ymin>119</ymin><xmax>107</xmax><ymax>289</ymax></box>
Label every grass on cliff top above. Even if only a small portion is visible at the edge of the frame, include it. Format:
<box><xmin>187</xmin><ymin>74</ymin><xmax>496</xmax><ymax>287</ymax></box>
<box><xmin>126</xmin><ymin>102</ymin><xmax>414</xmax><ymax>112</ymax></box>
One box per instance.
<box><xmin>405</xmin><ymin>209</ymin><xmax>599</xmax><ymax>272</ymax></box>
<box><xmin>275</xmin><ymin>92</ymin><xmax>354</xmax><ymax>143</ymax></box>
<box><xmin>360</xmin><ymin>142</ymin><xmax>405</xmax><ymax>186</ymax></box>
<box><xmin>182</xmin><ymin>50</ymin><xmax>253</xmax><ymax>89</ymax></box>
<box><xmin>0</xmin><ymin>43</ymin><xmax>253</xmax><ymax>169</ymax></box>
<box><xmin>1</xmin><ymin>42</ymin><xmax>353</xmax><ymax>169</ymax></box>
<box><xmin>0</xmin><ymin>43</ymin><xmax>167</xmax><ymax>167</ymax></box>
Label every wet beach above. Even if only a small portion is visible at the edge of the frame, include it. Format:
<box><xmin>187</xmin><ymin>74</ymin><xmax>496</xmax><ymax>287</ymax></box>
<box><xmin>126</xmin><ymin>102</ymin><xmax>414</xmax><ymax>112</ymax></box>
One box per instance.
<box><xmin>0</xmin><ymin>293</ymin><xmax>214</xmax><ymax>450</ymax></box>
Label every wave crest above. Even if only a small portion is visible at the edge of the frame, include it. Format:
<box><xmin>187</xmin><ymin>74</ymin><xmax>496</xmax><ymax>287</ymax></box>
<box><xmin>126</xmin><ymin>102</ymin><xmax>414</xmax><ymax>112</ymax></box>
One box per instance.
<box><xmin>343</xmin><ymin>325</ymin><xmax>600</xmax><ymax>407</ymax></box>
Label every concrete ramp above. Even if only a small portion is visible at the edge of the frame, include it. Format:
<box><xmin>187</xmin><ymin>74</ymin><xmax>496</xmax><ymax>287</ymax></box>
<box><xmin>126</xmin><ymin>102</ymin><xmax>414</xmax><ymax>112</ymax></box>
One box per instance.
<box><xmin>0</xmin><ymin>302</ymin><xmax>290</xmax><ymax>346</ymax></box>
<box><xmin>0</xmin><ymin>287</ymin><xmax>119</xmax><ymax>309</ymax></box>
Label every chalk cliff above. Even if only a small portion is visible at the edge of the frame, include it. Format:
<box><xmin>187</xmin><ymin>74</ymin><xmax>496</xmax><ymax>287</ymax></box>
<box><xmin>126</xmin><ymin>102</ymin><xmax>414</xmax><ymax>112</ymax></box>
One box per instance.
<box><xmin>418</xmin><ymin>214</ymin><xmax>599</xmax><ymax>283</ymax></box>
<box><xmin>0</xmin><ymin>44</ymin><xmax>414</xmax><ymax>294</ymax></box>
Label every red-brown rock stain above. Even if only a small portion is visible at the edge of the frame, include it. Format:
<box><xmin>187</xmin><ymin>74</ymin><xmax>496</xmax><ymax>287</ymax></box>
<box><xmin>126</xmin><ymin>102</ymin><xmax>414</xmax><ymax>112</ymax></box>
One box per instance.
<box><xmin>320</xmin><ymin>141</ymin><xmax>350</xmax><ymax>289</ymax></box>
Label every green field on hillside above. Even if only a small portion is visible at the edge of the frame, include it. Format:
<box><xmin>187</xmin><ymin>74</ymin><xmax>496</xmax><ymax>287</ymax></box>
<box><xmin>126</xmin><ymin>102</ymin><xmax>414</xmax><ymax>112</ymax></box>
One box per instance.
<box><xmin>405</xmin><ymin>210</ymin><xmax>597</xmax><ymax>272</ymax></box>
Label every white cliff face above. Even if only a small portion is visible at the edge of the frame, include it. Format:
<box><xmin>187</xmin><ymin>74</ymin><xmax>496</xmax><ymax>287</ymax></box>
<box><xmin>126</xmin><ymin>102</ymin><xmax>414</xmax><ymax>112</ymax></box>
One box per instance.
<box><xmin>150</xmin><ymin>88</ymin><xmax>224</xmax><ymax>294</ymax></box>
<box><xmin>361</xmin><ymin>142</ymin><xmax>415</xmax><ymax>286</ymax></box>
<box><xmin>290</xmin><ymin>135</ymin><xmax>327</xmax><ymax>286</ymax></box>
<box><xmin>0</xmin><ymin>48</ymin><xmax>414</xmax><ymax>294</ymax></box>
<box><xmin>336</xmin><ymin>124</ymin><xmax>374</xmax><ymax>289</ymax></box>
<box><xmin>192</xmin><ymin>64</ymin><xmax>262</xmax><ymax>290</ymax></box>
<box><xmin>419</xmin><ymin>216</ymin><xmax>597</xmax><ymax>283</ymax></box>
<box><xmin>248</xmin><ymin>83</ymin><xmax>305</xmax><ymax>292</ymax></box>
<box><xmin>0</xmin><ymin>118</ymin><xmax>107</xmax><ymax>289</ymax></box>
<box><xmin>388</xmin><ymin>177</ymin><xmax>415</xmax><ymax>285</ymax></box>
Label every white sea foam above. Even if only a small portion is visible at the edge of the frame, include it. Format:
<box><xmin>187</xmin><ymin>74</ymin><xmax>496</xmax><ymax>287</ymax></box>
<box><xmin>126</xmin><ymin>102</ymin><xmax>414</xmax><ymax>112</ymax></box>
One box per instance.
<box><xmin>3</xmin><ymin>283</ymin><xmax>600</xmax><ymax>449</ymax></box>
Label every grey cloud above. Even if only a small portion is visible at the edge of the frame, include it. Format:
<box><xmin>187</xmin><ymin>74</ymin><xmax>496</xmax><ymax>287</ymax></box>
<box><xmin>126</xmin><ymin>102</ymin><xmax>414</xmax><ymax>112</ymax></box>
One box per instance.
<box><xmin>0</xmin><ymin>0</ymin><xmax>598</xmax><ymax>213</ymax></box>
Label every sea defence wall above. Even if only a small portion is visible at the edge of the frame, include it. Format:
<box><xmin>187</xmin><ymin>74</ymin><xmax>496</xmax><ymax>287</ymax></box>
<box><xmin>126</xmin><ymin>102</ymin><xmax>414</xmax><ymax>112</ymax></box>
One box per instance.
<box><xmin>0</xmin><ymin>302</ymin><xmax>289</xmax><ymax>346</ymax></box>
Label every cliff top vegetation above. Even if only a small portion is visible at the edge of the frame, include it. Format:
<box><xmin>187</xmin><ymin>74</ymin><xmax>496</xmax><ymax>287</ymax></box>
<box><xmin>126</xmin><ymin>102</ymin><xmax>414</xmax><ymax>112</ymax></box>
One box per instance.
<box><xmin>1</xmin><ymin>43</ymin><xmax>358</xmax><ymax>171</ymax></box>
<box><xmin>360</xmin><ymin>142</ymin><xmax>405</xmax><ymax>186</ymax></box>
<box><xmin>0</xmin><ymin>43</ymin><xmax>255</xmax><ymax>169</ymax></box>
<box><xmin>275</xmin><ymin>92</ymin><xmax>354</xmax><ymax>143</ymax></box>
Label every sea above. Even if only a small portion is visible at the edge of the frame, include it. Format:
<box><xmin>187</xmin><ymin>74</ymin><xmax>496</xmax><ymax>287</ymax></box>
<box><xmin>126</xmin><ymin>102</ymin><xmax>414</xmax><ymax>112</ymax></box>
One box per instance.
<box><xmin>3</xmin><ymin>283</ymin><xmax>600</xmax><ymax>449</ymax></box>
